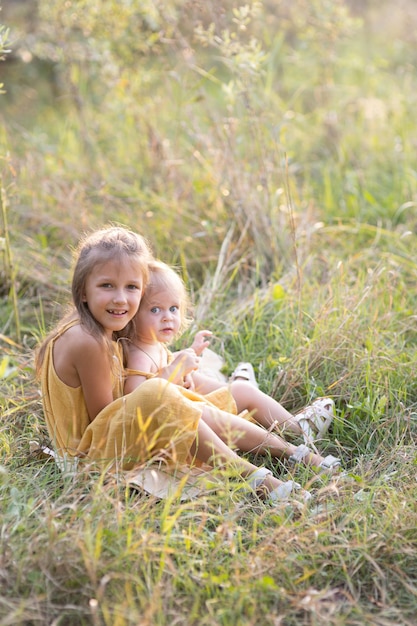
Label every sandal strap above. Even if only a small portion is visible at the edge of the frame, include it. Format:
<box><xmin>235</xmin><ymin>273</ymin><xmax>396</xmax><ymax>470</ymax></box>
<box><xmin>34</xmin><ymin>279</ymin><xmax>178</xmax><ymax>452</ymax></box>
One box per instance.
<box><xmin>30</xmin><ymin>440</ymin><xmax>78</xmax><ymax>474</ymax></box>
<box><xmin>229</xmin><ymin>362</ymin><xmax>259</xmax><ymax>388</ymax></box>
<box><xmin>248</xmin><ymin>469</ymin><xmax>312</xmax><ymax>503</ymax></box>
<box><xmin>311</xmin><ymin>397</ymin><xmax>335</xmax><ymax>413</ymax></box>
<box><xmin>295</xmin><ymin>398</ymin><xmax>335</xmax><ymax>445</ymax></box>
<box><xmin>247</xmin><ymin>467</ymin><xmax>272</xmax><ymax>489</ymax></box>
<box><xmin>269</xmin><ymin>480</ymin><xmax>311</xmax><ymax>503</ymax></box>
<box><xmin>269</xmin><ymin>480</ymin><xmax>299</xmax><ymax>501</ymax></box>
<box><xmin>288</xmin><ymin>444</ymin><xmax>311</xmax><ymax>465</ymax></box>
<box><xmin>319</xmin><ymin>455</ymin><xmax>341</xmax><ymax>472</ymax></box>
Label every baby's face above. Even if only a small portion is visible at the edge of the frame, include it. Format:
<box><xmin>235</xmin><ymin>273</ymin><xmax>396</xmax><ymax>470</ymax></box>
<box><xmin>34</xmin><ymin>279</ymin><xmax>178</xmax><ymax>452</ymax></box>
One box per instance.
<box><xmin>134</xmin><ymin>288</ymin><xmax>182</xmax><ymax>344</ymax></box>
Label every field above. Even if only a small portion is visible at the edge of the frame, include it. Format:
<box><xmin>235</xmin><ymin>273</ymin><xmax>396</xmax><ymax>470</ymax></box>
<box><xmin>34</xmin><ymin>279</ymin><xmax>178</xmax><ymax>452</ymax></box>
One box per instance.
<box><xmin>1</xmin><ymin>1</ymin><xmax>417</xmax><ymax>624</ymax></box>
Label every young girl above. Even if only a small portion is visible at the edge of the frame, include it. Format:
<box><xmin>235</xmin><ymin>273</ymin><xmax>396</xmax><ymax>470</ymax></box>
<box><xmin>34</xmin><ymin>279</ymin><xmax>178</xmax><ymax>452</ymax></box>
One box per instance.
<box><xmin>125</xmin><ymin>260</ymin><xmax>341</xmax><ymax>474</ymax></box>
<box><xmin>35</xmin><ymin>227</ymin><xmax>318</xmax><ymax>503</ymax></box>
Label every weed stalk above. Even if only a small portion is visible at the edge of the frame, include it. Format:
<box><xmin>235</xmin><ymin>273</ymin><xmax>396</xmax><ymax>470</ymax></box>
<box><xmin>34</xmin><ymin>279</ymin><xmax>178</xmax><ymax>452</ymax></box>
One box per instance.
<box><xmin>0</xmin><ymin>177</ymin><xmax>21</xmax><ymax>342</ymax></box>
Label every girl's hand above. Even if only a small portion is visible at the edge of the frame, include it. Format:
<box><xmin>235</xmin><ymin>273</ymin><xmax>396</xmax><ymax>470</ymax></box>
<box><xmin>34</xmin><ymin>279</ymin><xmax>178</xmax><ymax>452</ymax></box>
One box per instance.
<box><xmin>190</xmin><ymin>330</ymin><xmax>213</xmax><ymax>356</ymax></box>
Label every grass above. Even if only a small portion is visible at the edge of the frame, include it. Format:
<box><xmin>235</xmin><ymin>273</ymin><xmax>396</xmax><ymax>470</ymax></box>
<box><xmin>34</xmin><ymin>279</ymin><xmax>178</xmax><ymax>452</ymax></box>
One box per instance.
<box><xmin>1</xmin><ymin>0</ymin><xmax>417</xmax><ymax>624</ymax></box>
<box><xmin>2</xmin><ymin>450</ymin><xmax>416</xmax><ymax>625</ymax></box>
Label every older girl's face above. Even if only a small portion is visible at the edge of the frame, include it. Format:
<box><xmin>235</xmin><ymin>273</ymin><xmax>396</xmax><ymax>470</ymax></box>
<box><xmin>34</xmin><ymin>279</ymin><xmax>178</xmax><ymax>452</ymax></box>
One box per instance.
<box><xmin>82</xmin><ymin>257</ymin><xmax>144</xmax><ymax>337</ymax></box>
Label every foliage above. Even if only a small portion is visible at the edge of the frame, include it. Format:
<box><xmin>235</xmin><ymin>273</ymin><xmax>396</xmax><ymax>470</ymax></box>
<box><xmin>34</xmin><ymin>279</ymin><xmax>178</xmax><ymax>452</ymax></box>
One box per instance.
<box><xmin>0</xmin><ymin>20</ymin><xmax>10</xmax><ymax>94</ymax></box>
<box><xmin>1</xmin><ymin>0</ymin><xmax>417</xmax><ymax>624</ymax></box>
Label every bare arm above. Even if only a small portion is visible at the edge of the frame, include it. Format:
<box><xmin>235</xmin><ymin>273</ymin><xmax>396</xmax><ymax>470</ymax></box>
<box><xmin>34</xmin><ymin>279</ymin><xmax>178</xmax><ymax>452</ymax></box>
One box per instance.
<box><xmin>125</xmin><ymin>346</ymin><xmax>200</xmax><ymax>393</ymax></box>
<box><xmin>54</xmin><ymin>327</ymin><xmax>114</xmax><ymax>420</ymax></box>
<box><xmin>189</xmin><ymin>330</ymin><xmax>213</xmax><ymax>356</ymax></box>
<box><xmin>76</xmin><ymin>340</ymin><xmax>115</xmax><ymax>419</ymax></box>
<box><xmin>124</xmin><ymin>345</ymin><xmax>159</xmax><ymax>394</ymax></box>
<box><xmin>125</xmin><ymin>345</ymin><xmax>200</xmax><ymax>393</ymax></box>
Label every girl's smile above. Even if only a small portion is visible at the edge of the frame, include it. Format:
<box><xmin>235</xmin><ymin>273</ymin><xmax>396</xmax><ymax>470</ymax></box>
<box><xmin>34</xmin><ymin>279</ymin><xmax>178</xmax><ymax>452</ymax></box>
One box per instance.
<box><xmin>82</xmin><ymin>258</ymin><xmax>143</xmax><ymax>336</ymax></box>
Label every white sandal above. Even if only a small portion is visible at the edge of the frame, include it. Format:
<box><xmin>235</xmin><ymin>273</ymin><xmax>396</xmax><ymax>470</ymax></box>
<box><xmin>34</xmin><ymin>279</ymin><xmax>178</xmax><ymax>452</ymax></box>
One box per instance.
<box><xmin>295</xmin><ymin>397</ymin><xmax>335</xmax><ymax>446</ymax></box>
<box><xmin>288</xmin><ymin>444</ymin><xmax>341</xmax><ymax>474</ymax></box>
<box><xmin>229</xmin><ymin>362</ymin><xmax>259</xmax><ymax>388</ymax></box>
<box><xmin>318</xmin><ymin>454</ymin><xmax>341</xmax><ymax>473</ymax></box>
<box><xmin>248</xmin><ymin>467</ymin><xmax>311</xmax><ymax>503</ymax></box>
<box><xmin>30</xmin><ymin>440</ymin><xmax>79</xmax><ymax>474</ymax></box>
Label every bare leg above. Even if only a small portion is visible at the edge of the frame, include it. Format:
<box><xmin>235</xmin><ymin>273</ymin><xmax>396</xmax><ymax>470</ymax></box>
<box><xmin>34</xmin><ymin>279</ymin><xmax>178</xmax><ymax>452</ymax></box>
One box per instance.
<box><xmin>199</xmin><ymin>404</ymin><xmax>325</xmax><ymax>467</ymax></box>
<box><xmin>191</xmin><ymin>414</ymin><xmax>285</xmax><ymax>494</ymax></box>
<box><xmin>192</xmin><ymin>374</ymin><xmax>302</xmax><ymax>436</ymax></box>
<box><xmin>192</xmin><ymin>371</ymin><xmax>227</xmax><ymax>394</ymax></box>
<box><xmin>230</xmin><ymin>380</ymin><xmax>303</xmax><ymax>435</ymax></box>
<box><xmin>191</xmin><ymin>374</ymin><xmax>337</xmax><ymax>469</ymax></box>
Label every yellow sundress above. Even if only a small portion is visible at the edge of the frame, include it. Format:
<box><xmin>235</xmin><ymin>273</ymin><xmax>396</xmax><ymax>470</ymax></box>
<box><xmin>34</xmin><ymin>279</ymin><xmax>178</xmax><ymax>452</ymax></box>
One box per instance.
<box><xmin>40</xmin><ymin>321</ymin><xmax>207</xmax><ymax>470</ymax></box>
<box><xmin>125</xmin><ymin>351</ymin><xmax>239</xmax><ymax>417</ymax></box>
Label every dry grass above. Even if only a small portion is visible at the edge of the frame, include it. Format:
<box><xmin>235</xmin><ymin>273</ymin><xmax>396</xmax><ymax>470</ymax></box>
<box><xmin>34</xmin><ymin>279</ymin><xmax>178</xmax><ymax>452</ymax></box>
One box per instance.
<box><xmin>1</xmin><ymin>1</ymin><xmax>417</xmax><ymax>624</ymax></box>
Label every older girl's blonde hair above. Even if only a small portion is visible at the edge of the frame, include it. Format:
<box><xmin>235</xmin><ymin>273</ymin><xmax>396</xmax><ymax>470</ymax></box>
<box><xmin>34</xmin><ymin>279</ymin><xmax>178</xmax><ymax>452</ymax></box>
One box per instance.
<box><xmin>36</xmin><ymin>226</ymin><xmax>152</xmax><ymax>374</ymax></box>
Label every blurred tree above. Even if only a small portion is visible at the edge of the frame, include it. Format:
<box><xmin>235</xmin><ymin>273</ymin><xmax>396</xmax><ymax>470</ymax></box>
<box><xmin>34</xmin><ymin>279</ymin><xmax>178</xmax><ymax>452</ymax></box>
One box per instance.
<box><xmin>1</xmin><ymin>0</ymin><xmax>394</xmax><ymax>301</ymax></box>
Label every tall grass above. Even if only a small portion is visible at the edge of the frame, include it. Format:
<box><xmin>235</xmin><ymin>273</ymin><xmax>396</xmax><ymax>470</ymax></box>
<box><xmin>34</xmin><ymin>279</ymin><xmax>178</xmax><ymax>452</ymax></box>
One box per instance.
<box><xmin>1</xmin><ymin>1</ymin><xmax>417</xmax><ymax>624</ymax></box>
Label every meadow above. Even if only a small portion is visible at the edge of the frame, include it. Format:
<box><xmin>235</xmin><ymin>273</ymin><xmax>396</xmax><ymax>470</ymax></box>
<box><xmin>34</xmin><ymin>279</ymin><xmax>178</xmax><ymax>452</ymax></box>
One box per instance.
<box><xmin>1</xmin><ymin>1</ymin><xmax>417</xmax><ymax>624</ymax></box>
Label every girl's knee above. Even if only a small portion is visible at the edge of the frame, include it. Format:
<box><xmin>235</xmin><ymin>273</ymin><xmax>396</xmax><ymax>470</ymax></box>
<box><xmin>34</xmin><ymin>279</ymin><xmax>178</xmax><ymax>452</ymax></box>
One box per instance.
<box><xmin>230</xmin><ymin>379</ymin><xmax>257</xmax><ymax>405</ymax></box>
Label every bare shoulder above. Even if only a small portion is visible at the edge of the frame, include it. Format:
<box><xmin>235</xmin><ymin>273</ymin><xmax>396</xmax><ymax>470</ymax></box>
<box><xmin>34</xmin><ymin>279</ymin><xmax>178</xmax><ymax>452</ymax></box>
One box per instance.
<box><xmin>56</xmin><ymin>324</ymin><xmax>102</xmax><ymax>355</ymax></box>
<box><xmin>53</xmin><ymin>324</ymin><xmax>105</xmax><ymax>387</ymax></box>
<box><xmin>127</xmin><ymin>343</ymin><xmax>151</xmax><ymax>367</ymax></box>
<box><xmin>127</xmin><ymin>343</ymin><xmax>165</xmax><ymax>377</ymax></box>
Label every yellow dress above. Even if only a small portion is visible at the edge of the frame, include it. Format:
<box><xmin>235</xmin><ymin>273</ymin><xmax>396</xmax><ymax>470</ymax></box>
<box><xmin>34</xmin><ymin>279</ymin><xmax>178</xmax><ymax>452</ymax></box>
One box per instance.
<box><xmin>40</xmin><ymin>321</ymin><xmax>205</xmax><ymax>470</ymax></box>
<box><xmin>124</xmin><ymin>345</ymin><xmax>239</xmax><ymax>416</ymax></box>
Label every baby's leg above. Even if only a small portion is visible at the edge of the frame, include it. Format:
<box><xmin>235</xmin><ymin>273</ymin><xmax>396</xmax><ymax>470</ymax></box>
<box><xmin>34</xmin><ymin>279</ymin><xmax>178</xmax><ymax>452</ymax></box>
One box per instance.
<box><xmin>192</xmin><ymin>371</ymin><xmax>227</xmax><ymax>395</ymax></box>
<box><xmin>230</xmin><ymin>380</ymin><xmax>302</xmax><ymax>435</ymax></box>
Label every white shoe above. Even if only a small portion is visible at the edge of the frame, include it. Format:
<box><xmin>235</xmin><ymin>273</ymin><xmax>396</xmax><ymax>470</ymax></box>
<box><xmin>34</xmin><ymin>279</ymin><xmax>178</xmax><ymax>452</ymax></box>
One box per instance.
<box><xmin>295</xmin><ymin>397</ymin><xmax>335</xmax><ymax>447</ymax></box>
<box><xmin>229</xmin><ymin>362</ymin><xmax>259</xmax><ymax>388</ymax></box>
<box><xmin>288</xmin><ymin>444</ymin><xmax>341</xmax><ymax>474</ymax></box>
<box><xmin>247</xmin><ymin>467</ymin><xmax>311</xmax><ymax>503</ymax></box>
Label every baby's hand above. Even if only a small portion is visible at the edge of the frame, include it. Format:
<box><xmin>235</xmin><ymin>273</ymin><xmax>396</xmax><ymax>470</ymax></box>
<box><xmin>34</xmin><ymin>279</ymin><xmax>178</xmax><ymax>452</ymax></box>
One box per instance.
<box><xmin>190</xmin><ymin>330</ymin><xmax>213</xmax><ymax>356</ymax></box>
<box><xmin>172</xmin><ymin>348</ymin><xmax>200</xmax><ymax>376</ymax></box>
<box><xmin>182</xmin><ymin>373</ymin><xmax>195</xmax><ymax>390</ymax></box>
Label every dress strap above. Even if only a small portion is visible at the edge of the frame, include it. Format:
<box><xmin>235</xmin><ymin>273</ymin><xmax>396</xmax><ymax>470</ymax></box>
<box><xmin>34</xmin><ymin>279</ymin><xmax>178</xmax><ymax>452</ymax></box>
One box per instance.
<box><xmin>124</xmin><ymin>368</ymin><xmax>156</xmax><ymax>380</ymax></box>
